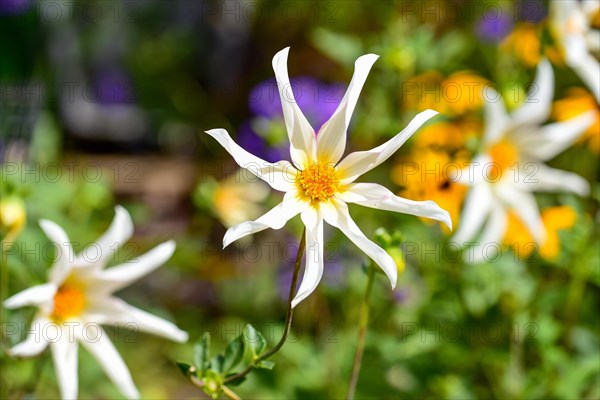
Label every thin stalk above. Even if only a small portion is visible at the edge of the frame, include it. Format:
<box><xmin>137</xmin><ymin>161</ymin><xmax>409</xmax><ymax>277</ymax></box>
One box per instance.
<box><xmin>223</xmin><ymin>228</ymin><xmax>306</xmax><ymax>385</ymax></box>
<box><xmin>221</xmin><ymin>386</ymin><xmax>241</xmax><ymax>400</ymax></box>
<box><xmin>1</xmin><ymin>242</ymin><xmax>10</xmax><ymax>400</ymax></box>
<box><xmin>346</xmin><ymin>264</ymin><xmax>376</xmax><ymax>400</ymax></box>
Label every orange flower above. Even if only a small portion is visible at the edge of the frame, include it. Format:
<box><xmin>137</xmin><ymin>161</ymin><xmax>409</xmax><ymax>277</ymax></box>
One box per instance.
<box><xmin>504</xmin><ymin>205</ymin><xmax>577</xmax><ymax>260</ymax></box>
<box><xmin>403</xmin><ymin>71</ymin><xmax>489</xmax><ymax>117</ymax></box>
<box><xmin>553</xmin><ymin>88</ymin><xmax>600</xmax><ymax>153</ymax></box>
<box><xmin>393</xmin><ymin>148</ymin><xmax>468</xmax><ymax>232</ymax></box>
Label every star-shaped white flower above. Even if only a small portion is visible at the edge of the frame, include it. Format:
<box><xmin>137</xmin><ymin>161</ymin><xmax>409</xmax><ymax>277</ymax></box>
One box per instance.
<box><xmin>551</xmin><ymin>0</ymin><xmax>600</xmax><ymax>102</ymax></box>
<box><xmin>452</xmin><ymin>60</ymin><xmax>595</xmax><ymax>261</ymax></box>
<box><xmin>4</xmin><ymin>206</ymin><xmax>188</xmax><ymax>399</ymax></box>
<box><xmin>206</xmin><ymin>47</ymin><xmax>451</xmax><ymax>308</ymax></box>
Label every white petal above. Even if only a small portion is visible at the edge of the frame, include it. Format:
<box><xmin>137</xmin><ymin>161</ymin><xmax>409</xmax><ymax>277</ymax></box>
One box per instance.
<box><xmin>469</xmin><ymin>205</ymin><xmax>507</xmax><ymax>263</ymax></box>
<box><xmin>76</xmin><ymin>205</ymin><xmax>134</xmax><ymax>269</ymax></box>
<box><xmin>9</xmin><ymin>315</ymin><xmax>51</xmax><ymax>357</ymax></box>
<box><xmin>78</xmin><ymin>326</ymin><xmax>140</xmax><ymax>399</ymax></box>
<box><xmin>570</xmin><ymin>54</ymin><xmax>600</xmax><ymax>103</ymax></box>
<box><xmin>520</xmin><ymin>163</ymin><xmax>590</xmax><ymax>196</ymax></box>
<box><xmin>481</xmin><ymin>88</ymin><xmax>509</xmax><ymax>145</ymax></box>
<box><xmin>322</xmin><ymin>199</ymin><xmax>397</xmax><ymax>288</ymax></box>
<box><xmin>515</xmin><ymin>111</ymin><xmax>596</xmax><ymax>161</ymax></box>
<box><xmin>316</xmin><ymin>54</ymin><xmax>379</xmax><ymax>164</ymax></box>
<box><xmin>272</xmin><ymin>47</ymin><xmax>317</xmax><ymax>167</ymax></box>
<box><xmin>50</xmin><ymin>330</ymin><xmax>79</xmax><ymax>400</ymax></box>
<box><xmin>39</xmin><ymin>220</ymin><xmax>74</xmax><ymax>285</ymax></box>
<box><xmin>452</xmin><ymin>183</ymin><xmax>494</xmax><ymax>245</ymax></box>
<box><xmin>85</xmin><ymin>297</ymin><xmax>188</xmax><ymax>343</ymax></box>
<box><xmin>337</xmin><ymin>109</ymin><xmax>438</xmax><ymax>183</ymax></box>
<box><xmin>337</xmin><ymin>183</ymin><xmax>452</xmax><ymax>230</ymax></box>
<box><xmin>511</xmin><ymin>59</ymin><xmax>554</xmax><ymax>127</ymax></box>
<box><xmin>496</xmin><ymin>182</ymin><xmax>545</xmax><ymax>243</ymax></box>
<box><xmin>450</xmin><ymin>154</ymin><xmax>492</xmax><ymax>186</ymax></box>
<box><xmin>3</xmin><ymin>283</ymin><xmax>56</xmax><ymax>310</ymax></box>
<box><xmin>291</xmin><ymin>208</ymin><xmax>324</xmax><ymax>308</ymax></box>
<box><xmin>205</xmin><ymin>128</ymin><xmax>297</xmax><ymax>192</ymax></box>
<box><xmin>94</xmin><ymin>240</ymin><xmax>176</xmax><ymax>293</ymax></box>
<box><xmin>223</xmin><ymin>191</ymin><xmax>309</xmax><ymax>248</ymax></box>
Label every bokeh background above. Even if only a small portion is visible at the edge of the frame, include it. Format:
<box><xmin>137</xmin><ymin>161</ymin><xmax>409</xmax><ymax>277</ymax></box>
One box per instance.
<box><xmin>1</xmin><ymin>0</ymin><xmax>599</xmax><ymax>398</ymax></box>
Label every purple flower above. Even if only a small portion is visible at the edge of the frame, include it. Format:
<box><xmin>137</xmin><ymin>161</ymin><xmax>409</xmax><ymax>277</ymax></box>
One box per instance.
<box><xmin>240</xmin><ymin>76</ymin><xmax>345</xmax><ymax>162</ymax></box>
<box><xmin>249</xmin><ymin>77</ymin><xmax>345</xmax><ymax>129</ymax></box>
<box><xmin>475</xmin><ymin>8</ymin><xmax>514</xmax><ymax>43</ymax></box>
<box><xmin>94</xmin><ymin>69</ymin><xmax>137</xmax><ymax>105</ymax></box>
<box><xmin>0</xmin><ymin>0</ymin><xmax>31</xmax><ymax>15</ymax></box>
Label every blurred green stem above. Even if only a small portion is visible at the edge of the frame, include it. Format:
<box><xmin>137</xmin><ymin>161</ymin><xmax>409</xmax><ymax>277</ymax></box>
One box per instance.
<box><xmin>346</xmin><ymin>264</ymin><xmax>376</xmax><ymax>400</ymax></box>
<box><xmin>221</xmin><ymin>385</ymin><xmax>241</xmax><ymax>400</ymax></box>
<box><xmin>222</xmin><ymin>228</ymin><xmax>306</xmax><ymax>386</ymax></box>
<box><xmin>0</xmin><ymin>244</ymin><xmax>8</xmax><ymax>400</ymax></box>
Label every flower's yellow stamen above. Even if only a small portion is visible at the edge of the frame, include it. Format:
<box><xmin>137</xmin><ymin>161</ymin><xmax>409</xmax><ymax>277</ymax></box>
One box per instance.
<box><xmin>52</xmin><ymin>284</ymin><xmax>86</xmax><ymax>321</ymax></box>
<box><xmin>488</xmin><ymin>139</ymin><xmax>519</xmax><ymax>180</ymax></box>
<box><xmin>296</xmin><ymin>163</ymin><xmax>340</xmax><ymax>204</ymax></box>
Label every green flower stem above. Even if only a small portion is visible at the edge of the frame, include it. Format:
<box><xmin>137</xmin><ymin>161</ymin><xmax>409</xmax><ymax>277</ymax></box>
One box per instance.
<box><xmin>221</xmin><ymin>385</ymin><xmax>241</xmax><ymax>400</ymax></box>
<box><xmin>222</xmin><ymin>228</ymin><xmax>306</xmax><ymax>386</ymax></box>
<box><xmin>346</xmin><ymin>264</ymin><xmax>376</xmax><ymax>400</ymax></box>
<box><xmin>1</xmin><ymin>242</ymin><xmax>10</xmax><ymax>400</ymax></box>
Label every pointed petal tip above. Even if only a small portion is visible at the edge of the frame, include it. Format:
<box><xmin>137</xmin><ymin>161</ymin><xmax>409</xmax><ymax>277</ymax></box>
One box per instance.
<box><xmin>205</xmin><ymin>128</ymin><xmax>221</xmax><ymax>137</ymax></box>
<box><xmin>442</xmin><ymin>212</ymin><xmax>453</xmax><ymax>231</ymax></box>
<box><xmin>357</xmin><ymin>53</ymin><xmax>380</xmax><ymax>64</ymax></box>
<box><xmin>273</xmin><ymin>47</ymin><xmax>291</xmax><ymax>65</ymax></box>
<box><xmin>38</xmin><ymin>219</ymin><xmax>57</xmax><ymax>231</ymax></box>
<box><xmin>422</xmin><ymin>109</ymin><xmax>439</xmax><ymax>117</ymax></box>
<box><xmin>172</xmin><ymin>329</ymin><xmax>189</xmax><ymax>343</ymax></box>
<box><xmin>290</xmin><ymin>297</ymin><xmax>301</xmax><ymax>309</ymax></box>
<box><xmin>158</xmin><ymin>240</ymin><xmax>177</xmax><ymax>258</ymax></box>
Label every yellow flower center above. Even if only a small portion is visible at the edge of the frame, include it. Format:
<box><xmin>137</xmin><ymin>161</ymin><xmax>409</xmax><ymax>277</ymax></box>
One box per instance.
<box><xmin>488</xmin><ymin>140</ymin><xmax>519</xmax><ymax>180</ymax></box>
<box><xmin>52</xmin><ymin>284</ymin><xmax>86</xmax><ymax>321</ymax></box>
<box><xmin>295</xmin><ymin>163</ymin><xmax>340</xmax><ymax>204</ymax></box>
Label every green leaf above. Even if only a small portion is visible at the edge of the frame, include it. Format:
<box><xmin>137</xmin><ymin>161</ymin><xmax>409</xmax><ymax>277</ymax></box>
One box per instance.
<box><xmin>223</xmin><ymin>335</ymin><xmax>244</xmax><ymax>372</ymax></box>
<box><xmin>243</xmin><ymin>324</ymin><xmax>267</xmax><ymax>358</ymax></box>
<box><xmin>256</xmin><ymin>360</ymin><xmax>275</xmax><ymax>370</ymax></box>
<box><xmin>194</xmin><ymin>333</ymin><xmax>210</xmax><ymax>376</ymax></box>
<box><xmin>210</xmin><ymin>354</ymin><xmax>225</xmax><ymax>374</ymax></box>
<box><xmin>225</xmin><ymin>374</ymin><xmax>247</xmax><ymax>387</ymax></box>
<box><xmin>176</xmin><ymin>362</ymin><xmax>194</xmax><ymax>377</ymax></box>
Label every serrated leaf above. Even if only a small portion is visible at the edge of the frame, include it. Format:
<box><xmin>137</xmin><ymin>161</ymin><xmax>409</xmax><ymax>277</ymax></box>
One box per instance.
<box><xmin>176</xmin><ymin>362</ymin><xmax>194</xmax><ymax>377</ymax></box>
<box><xmin>243</xmin><ymin>324</ymin><xmax>267</xmax><ymax>358</ymax></box>
<box><xmin>210</xmin><ymin>354</ymin><xmax>225</xmax><ymax>374</ymax></box>
<box><xmin>256</xmin><ymin>360</ymin><xmax>275</xmax><ymax>370</ymax></box>
<box><xmin>223</xmin><ymin>335</ymin><xmax>244</xmax><ymax>372</ymax></box>
<box><xmin>194</xmin><ymin>333</ymin><xmax>210</xmax><ymax>376</ymax></box>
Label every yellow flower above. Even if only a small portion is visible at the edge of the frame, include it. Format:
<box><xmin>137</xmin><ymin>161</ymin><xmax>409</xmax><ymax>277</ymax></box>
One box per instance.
<box><xmin>404</xmin><ymin>72</ymin><xmax>489</xmax><ymax>117</ymax></box>
<box><xmin>553</xmin><ymin>88</ymin><xmax>600</xmax><ymax>153</ymax></box>
<box><xmin>504</xmin><ymin>205</ymin><xmax>577</xmax><ymax>260</ymax></box>
<box><xmin>413</xmin><ymin>120</ymin><xmax>479</xmax><ymax>152</ymax></box>
<box><xmin>212</xmin><ymin>172</ymin><xmax>270</xmax><ymax>228</ymax></box>
<box><xmin>0</xmin><ymin>196</ymin><xmax>26</xmax><ymax>245</ymax></box>
<box><xmin>393</xmin><ymin>148</ymin><xmax>468</xmax><ymax>231</ymax></box>
<box><xmin>501</xmin><ymin>24</ymin><xmax>542</xmax><ymax>67</ymax></box>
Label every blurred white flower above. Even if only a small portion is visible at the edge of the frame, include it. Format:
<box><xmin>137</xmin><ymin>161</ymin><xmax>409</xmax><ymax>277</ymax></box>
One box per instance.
<box><xmin>206</xmin><ymin>47</ymin><xmax>451</xmax><ymax>308</ymax></box>
<box><xmin>452</xmin><ymin>60</ymin><xmax>595</xmax><ymax>262</ymax></box>
<box><xmin>3</xmin><ymin>206</ymin><xmax>188</xmax><ymax>399</ymax></box>
<box><xmin>551</xmin><ymin>0</ymin><xmax>600</xmax><ymax>102</ymax></box>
